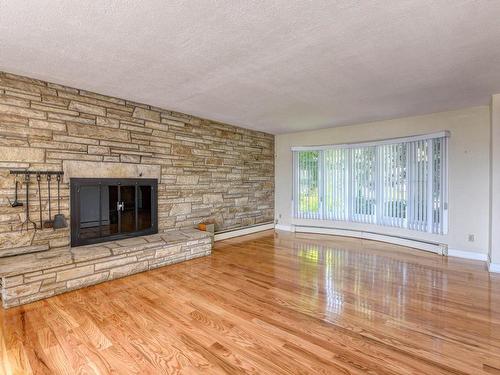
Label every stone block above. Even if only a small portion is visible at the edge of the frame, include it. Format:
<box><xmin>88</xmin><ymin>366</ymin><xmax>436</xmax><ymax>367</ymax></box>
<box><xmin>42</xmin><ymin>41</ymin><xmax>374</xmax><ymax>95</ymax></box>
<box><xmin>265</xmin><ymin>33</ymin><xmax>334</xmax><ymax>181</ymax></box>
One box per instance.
<box><xmin>117</xmin><ymin>242</ymin><xmax>164</xmax><ymax>256</ymax></box>
<box><xmin>67</xmin><ymin>122</ymin><xmax>129</xmax><ymax>142</ymax></box>
<box><xmin>120</xmin><ymin>154</ymin><xmax>140</xmax><ymax>163</ymax></box>
<box><xmin>66</xmin><ymin>272</ymin><xmax>109</xmax><ymax>289</ymax></box>
<box><xmin>49</xmin><ymin>237</ymin><xmax>70</xmax><ymax>248</ymax></box>
<box><xmin>121</xmin><ymin>123</ymin><xmax>152</xmax><ymax>134</ymax></box>
<box><xmin>0</xmin><ymin>124</ymin><xmax>52</xmax><ymax>139</ymax></box>
<box><xmin>88</xmin><ymin>145</ymin><xmax>110</xmax><ymax>155</ymax></box>
<box><xmin>68</xmin><ymin>101</ymin><xmax>106</xmax><ymax>116</ymax></box>
<box><xmin>29</xmin><ymin>140</ymin><xmax>87</xmax><ymax>152</ymax></box>
<box><xmin>170</xmin><ymin>203</ymin><xmax>192</xmax><ymax>216</ymax></box>
<box><xmin>25</xmin><ymin>272</ymin><xmax>56</xmax><ymax>283</ymax></box>
<box><xmin>191</xmin><ymin>244</ymin><xmax>212</xmax><ymax>255</ymax></box>
<box><xmin>39</xmin><ymin>280</ymin><xmax>65</xmax><ymax>293</ymax></box>
<box><xmin>4</xmin><ymin>281</ymin><xmax>42</xmax><ymax>299</ymax></box>
<box><xmin>0</xmin><ymin>103</ymin><xmax>46</xmax><ymax>119</ymax></box>
<box><xmin>8</xmin><ymin>243</ymin><xmax>51</xmax><ymax>258</ymax></box>
<box><xmin>155</xmin><ymin>244</ymin><xmax>182</xmax><ymax>258</ymax></box>
<box><xmin>53</xmin><ymin>134</ymin><xmax>99</xmax><ymax>145</ymax></box>
<box><xmin>145</xmin><ymin>121</ymin><xmax>169</xmax><ymax>132</ymax></box>
<box><xmin>96</xmin><ymin>116</ymin><xmax>120</xmax><ymax>128</ymax></box>
<box><xmin>30</xmin><ymin>103</ymin><xmax>79</xmax><ymax>116</ymax></box>
<box><xmin>172</xmin><ymin>144</ymin><xmax>192</xmax><ymax>155</ymax></box>
<box><xmin>72</xmin><ymin>246</ymin><xmax>112</xmax><ymax>262</ymax></box>
<box><xmin>136</xmin><ymin>249</ymin><xmax>156</xmax><ymax>261</ymax></box>
<box><xmin>94</xmin><ymin>256</ymin><xmax>136</xmax><ymax>271</ymax></box>
<box><xmin>133</xmin><ymin>107</ymin><xmax>160</xmax><ymax>122</ymax></box>
<box><xmin>0</xmin><ymin>146</ymin><xmax>44</xmax><ymax>162</ymax></box>
<box><xmin>0</xmin><ymin>231</ymin><xmax>34</xmax><ymax>251</ymax></box>
<box><xmin>103</xmin><ymin>156</ymin><xmax>120</xmax><ymax>162</ymax></box>
<box><xmin>0</xmin><ymin>76</ymin><xmax>56</xmax><ymax>95</ymax></box>
<box><xmin>203</xmin><ymin>194</ymin><xmax>224</xmax><ymax>204</ymax></box>
<box><xmin>63</xmin><ymin>90</ymin><xmax>125</xmax><ymax>107</ymax></box>
<box><xmin>18</xmin><ymin>290</ymin><xmax>55</xmax><ymax>306</ymax></box>
<box><xmin>0</xmin><ymin>95</ymin><xmax>30</xmax><ymax>107</ymax></box>
<box><xmin>56</xmin><ymin>265</ymin><xmax>94</xmax><ymax>282</ymax></box>
<box><xmin>205</xmin><ymin>157</ymin><xmax>223</xmax><ymax>166</ymax></box>
<box><xmin>160</xmin><ymin>231</ymin><xmax>189</xmax><ymax>243</ymax></box>
<box><xmin>49</xmin><ymin>113</ymin><xmax>95</xmax><ymax>124</ymax></box>
<box><xmin>162</xmin><ymin>119</ymin><xmax>185</xmax><ymax>127</ymax></box>
<box><xmin>3</xmin><ymin>275</ymin><xmax>24</xmax><ymax>288</ymax></box>
<box><xmin>100</xmin><ymin>140</ymin><xmax>138</xmax><ymax>149</ymax></box>
<box><xmin>107</xmin><ymin>108</ymin><xmax>141</xmax><ymax>123</ymax></box>
<box><xmin>43</xmin><ymin>264</ymin><xmax>75</xmax><ymax>274</ymax></box>
<box><xmin>109</xmin><ymin>261</ymin><xmax>148</xmax><ymax>279</ymax></box>
<box><xmin>6</xmin><ymin>90</ymin><xmax>37</xmax><ymax>102</ymax></box>
<box><xmin>235</xmin><ymin>197</ymin><xmax>249</xmax><ymax>206</ymax></box>
<box><xmin>41</xmin><ymin>94</ymin><xmax>71</xmax><ymax>107</ymax></box>
<box><xmin>46</xmin><ymin>151</ymin><xmax>102</xmax><ymax>161</ymax></box>
<box><xmin>176</xmin><ymin>175</ymin><xmax>199</xmax><ymax>185</ymax></box>
<box><xmin>115</xmin><ymin>237</ymin><xmax>148</xmax><ymax>247</ymax></box>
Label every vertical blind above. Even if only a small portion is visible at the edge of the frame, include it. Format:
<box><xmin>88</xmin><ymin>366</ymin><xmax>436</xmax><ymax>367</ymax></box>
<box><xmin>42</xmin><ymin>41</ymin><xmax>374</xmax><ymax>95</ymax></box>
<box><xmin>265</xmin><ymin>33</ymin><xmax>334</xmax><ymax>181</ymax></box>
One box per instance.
<box><xmin>292</xmin><ymin>133</ymin><xmax>448</xmax><ymax>234</ymax></box>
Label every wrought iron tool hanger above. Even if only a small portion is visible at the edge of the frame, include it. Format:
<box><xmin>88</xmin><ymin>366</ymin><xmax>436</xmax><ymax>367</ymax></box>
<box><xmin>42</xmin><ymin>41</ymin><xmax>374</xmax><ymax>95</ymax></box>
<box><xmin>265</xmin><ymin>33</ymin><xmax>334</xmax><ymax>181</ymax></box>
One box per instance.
<box><xmin>9</xmin><ymin>170</ymin><xmax>64</xmax><ymax>176</ymax></box>
<box><xmin>9</xmin><ymin>170</ymin><xmax>64</xmax><ymax>232</ymax></box>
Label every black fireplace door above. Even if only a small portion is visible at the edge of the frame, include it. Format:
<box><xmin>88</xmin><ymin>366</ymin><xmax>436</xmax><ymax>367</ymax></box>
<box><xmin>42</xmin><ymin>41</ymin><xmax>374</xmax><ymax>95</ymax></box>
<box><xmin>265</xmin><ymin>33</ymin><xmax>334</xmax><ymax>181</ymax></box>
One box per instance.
<box><xmin>70</xmin><ymin>178</ymin><xmax>158</xmax><ymax>247</ymax></box>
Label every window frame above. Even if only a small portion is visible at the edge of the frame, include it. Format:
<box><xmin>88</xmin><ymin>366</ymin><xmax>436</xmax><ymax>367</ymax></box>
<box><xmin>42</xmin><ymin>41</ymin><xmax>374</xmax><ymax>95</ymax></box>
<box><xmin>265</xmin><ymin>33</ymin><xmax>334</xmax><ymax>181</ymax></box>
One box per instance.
<box><xmin>292</xmin><ymin>132</ymin><xmax>449</xmax><ymax>235</ymax></box>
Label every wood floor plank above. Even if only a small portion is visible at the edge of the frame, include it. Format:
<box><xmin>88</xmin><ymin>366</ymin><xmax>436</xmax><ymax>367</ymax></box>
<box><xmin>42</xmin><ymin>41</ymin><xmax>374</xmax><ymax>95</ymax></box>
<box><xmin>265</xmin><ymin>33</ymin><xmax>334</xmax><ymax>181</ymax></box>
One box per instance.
<box><xmin>1</xmin><ymin>230</ymin><xmax>500</xmax><ymax>374</ymax></box>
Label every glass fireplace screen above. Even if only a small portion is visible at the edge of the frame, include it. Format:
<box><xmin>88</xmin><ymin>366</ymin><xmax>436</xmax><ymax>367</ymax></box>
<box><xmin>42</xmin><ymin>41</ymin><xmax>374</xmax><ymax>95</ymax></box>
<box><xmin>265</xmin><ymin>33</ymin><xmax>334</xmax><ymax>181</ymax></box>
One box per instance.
<box><xmin>70</xmin><ymin>178</ymin><xmax>158</xmax><ymax>247</ymax></box>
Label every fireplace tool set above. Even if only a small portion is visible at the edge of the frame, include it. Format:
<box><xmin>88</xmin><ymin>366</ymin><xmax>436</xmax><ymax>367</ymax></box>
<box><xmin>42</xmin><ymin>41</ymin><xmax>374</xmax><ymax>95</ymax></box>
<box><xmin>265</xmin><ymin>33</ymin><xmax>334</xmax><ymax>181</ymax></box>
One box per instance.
<box><xmin>9</xmin><ymin>170</ymin><xmax>67</xmax><ymax>232</ymax></box>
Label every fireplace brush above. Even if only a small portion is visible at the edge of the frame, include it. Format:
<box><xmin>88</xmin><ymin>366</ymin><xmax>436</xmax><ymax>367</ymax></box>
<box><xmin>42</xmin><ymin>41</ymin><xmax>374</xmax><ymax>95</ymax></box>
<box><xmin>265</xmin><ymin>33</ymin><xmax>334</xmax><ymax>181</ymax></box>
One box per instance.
<box><xmin>36</xmin><ymin>174</ymin><xmax>43</xmax><ymax>229</ymax></box>
<box><xmin>43</xmin><ymin>174</ymin><xmax>54</xmax><ymax>228</ymax></box>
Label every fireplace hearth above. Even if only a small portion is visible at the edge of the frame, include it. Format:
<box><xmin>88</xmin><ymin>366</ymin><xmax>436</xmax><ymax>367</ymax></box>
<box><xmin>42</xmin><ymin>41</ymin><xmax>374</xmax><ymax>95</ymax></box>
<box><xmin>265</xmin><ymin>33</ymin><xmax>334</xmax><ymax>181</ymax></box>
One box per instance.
<box><xmin>70</xmin><ymin>178</ymin><xmax>158</xmax><ymax>247</ymax></box>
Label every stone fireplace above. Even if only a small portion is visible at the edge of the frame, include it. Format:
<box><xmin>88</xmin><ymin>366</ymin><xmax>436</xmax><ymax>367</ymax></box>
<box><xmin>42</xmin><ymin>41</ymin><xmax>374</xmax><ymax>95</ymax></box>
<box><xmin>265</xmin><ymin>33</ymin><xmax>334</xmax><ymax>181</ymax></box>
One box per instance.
<box><xmin>0</xmin><ymin>71</ymin><xmax>274</xmax><ymax>308</ymax></box>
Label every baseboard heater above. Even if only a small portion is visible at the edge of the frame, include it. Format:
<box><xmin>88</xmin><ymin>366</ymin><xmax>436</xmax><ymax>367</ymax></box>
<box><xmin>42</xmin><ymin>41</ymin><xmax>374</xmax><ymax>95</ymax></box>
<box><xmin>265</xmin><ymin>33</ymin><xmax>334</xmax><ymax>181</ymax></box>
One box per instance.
<box><xmin>293</xmin><ymin>225</ymin><xmax>448</xmax><ymax>255</ymax></box>
<box><xmin>214</xmin><ymin>222</ymin><xmax>275</xmax><ymax>241</ymax></box>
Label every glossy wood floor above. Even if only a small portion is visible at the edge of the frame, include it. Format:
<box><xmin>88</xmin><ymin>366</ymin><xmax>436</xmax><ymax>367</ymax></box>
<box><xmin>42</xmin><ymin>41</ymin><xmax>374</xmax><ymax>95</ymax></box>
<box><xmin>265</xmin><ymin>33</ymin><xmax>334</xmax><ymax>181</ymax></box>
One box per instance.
<box><xmin>1</xmin><ymin>230</ymin><xmax>500</xmax><ymax>374</ymax></box>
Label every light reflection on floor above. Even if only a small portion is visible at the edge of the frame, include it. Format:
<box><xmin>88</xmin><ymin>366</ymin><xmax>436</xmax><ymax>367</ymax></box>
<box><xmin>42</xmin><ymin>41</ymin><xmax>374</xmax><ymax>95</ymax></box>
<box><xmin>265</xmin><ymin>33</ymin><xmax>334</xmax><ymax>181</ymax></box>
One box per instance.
<box><xmin>275</xmin><ymin>231</ymin><xmax>449</xmax><ymax>323</ymax></box>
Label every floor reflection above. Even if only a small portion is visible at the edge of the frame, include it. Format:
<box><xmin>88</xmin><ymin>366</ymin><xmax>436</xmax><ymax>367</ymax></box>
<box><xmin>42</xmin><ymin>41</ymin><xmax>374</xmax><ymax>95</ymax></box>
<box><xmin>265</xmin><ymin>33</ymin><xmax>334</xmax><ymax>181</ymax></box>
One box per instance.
<box><xmin>274</xmin><ymin>231</ymin><xmax>450</xmax><ymax>324</ymax></box>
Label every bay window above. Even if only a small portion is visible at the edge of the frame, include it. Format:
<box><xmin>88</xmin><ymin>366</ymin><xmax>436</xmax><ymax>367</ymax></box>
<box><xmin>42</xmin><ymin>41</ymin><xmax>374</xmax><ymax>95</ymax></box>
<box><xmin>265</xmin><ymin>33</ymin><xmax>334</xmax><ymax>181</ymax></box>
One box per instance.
<box><xmin>292</xmin><ymin>132</ymin><xmax>448</xmax><ymax>234</ymax></box>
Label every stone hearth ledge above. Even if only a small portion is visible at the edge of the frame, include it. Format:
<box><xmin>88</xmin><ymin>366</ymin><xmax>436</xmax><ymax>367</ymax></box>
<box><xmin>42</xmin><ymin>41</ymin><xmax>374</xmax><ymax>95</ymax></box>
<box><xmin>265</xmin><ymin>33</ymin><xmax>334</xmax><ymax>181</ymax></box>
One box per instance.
<box><xmin>0</xmin><ymin>228</ymin><xmax>212</xmax><ymax>308</ymax></box>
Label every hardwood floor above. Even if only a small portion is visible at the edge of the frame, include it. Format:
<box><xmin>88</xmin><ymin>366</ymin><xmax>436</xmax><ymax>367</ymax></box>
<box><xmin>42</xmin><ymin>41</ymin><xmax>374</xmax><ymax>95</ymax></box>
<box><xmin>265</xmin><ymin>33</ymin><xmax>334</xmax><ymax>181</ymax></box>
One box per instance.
<box><xmin>1</xmin><ymin>230</ymin><xmax>500</xmax><ymax>374</ymax></box>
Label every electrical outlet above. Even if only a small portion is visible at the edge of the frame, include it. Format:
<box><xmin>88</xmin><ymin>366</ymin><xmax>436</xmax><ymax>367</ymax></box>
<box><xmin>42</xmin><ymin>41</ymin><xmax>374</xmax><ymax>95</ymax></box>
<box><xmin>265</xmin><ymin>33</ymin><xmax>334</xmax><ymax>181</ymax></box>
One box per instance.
<box><xmin>468</xmin><ymin>234</ymin><xmax>475</xmax><ymax>242</ymax></box>
<box><xmin>279</xmin><ymin>214</ymin><xmax>282</xmax><ymax>218</ymax></box>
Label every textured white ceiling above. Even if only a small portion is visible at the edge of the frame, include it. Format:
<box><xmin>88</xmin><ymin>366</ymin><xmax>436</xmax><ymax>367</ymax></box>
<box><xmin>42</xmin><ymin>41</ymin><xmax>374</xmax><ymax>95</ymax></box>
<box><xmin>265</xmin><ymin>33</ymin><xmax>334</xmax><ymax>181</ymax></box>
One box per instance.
<box><xmin>1</xmin><ymin>1</ymin><xmax>500</xmax><ymax>134</ymax></box>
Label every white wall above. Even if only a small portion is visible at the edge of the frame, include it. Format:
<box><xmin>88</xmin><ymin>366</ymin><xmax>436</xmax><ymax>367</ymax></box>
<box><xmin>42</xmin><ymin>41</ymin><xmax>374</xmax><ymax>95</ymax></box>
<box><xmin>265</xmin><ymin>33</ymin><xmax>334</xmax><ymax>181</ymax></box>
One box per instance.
<box><xmin>490</xmin><ymin>96</ymin><xmax>500</xmax><ymax>266</ymax></box>
<box><xmin>275</xmin><ymin>106</ymin><xmax>491</xmax><ymax>256</ymax></box>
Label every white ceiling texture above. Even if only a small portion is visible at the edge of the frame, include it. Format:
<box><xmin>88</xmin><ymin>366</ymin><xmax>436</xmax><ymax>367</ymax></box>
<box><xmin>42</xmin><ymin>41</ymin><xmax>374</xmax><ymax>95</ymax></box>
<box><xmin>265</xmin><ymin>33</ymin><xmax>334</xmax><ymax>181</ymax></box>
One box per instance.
<box><xmin>1</xmin><ymin>1</ymin><xmax>500</xmax><ymax>134</ymax></box>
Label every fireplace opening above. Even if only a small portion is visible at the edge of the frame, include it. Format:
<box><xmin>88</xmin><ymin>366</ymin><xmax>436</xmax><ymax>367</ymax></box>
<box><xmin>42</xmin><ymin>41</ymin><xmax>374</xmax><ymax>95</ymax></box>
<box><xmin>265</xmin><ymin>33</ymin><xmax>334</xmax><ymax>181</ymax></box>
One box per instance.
<box><xmin>70</xmin><ymin>178</ymin><xmax>158</xmax><ymax>247</ymax></box>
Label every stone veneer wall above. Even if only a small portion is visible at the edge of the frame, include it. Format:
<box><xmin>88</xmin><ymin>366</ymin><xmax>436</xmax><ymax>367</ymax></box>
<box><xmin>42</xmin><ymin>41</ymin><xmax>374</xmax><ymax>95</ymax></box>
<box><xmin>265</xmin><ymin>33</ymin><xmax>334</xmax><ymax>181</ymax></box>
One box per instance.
<box><xmin>0</xmin><ymin>72</ymin><xmax>274</xmax><ymax>255</ymax></box>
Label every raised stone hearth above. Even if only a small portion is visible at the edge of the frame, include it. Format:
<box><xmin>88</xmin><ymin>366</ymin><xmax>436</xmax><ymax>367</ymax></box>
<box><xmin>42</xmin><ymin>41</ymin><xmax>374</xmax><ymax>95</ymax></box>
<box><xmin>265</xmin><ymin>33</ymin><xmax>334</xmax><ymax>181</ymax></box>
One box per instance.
<box><xmin>0</xmin><ymin>228</ymin><xmax>212</xmax><ymax>308</ymax></box>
